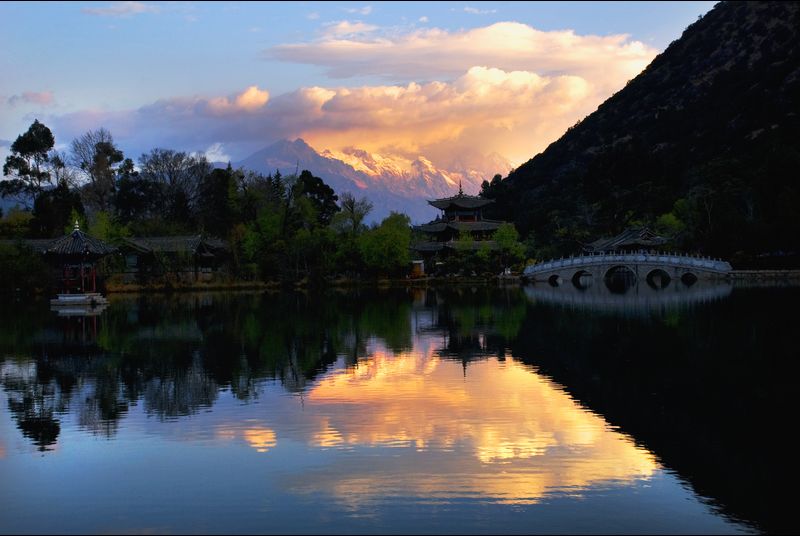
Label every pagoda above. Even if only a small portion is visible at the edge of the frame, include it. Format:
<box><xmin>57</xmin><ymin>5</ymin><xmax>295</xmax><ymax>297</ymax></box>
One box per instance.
<box><xmin>412</xmin><ymin>183</ymin><xmax>506</xmax><ymax>266</ymax></box>
<box><xmin>46</xmin><ymin>221</ymin><xmax>116</xmax><ymax>310</ymax></box>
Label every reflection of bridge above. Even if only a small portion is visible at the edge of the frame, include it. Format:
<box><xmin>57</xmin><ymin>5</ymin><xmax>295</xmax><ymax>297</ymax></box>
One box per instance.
<box><xmin>523</xmin><ymin>251</ymin><xmax>732</xmax><ymax>285</ymax></box>
<box><xmin>524</xmin><ymin>281</ymin><xmax>733</xmax><ymax>315</ymax></box>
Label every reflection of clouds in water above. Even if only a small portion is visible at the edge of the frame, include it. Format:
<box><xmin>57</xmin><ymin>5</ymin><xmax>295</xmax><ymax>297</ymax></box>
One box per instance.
<box><xmin>291</xmin><ymin>347</ymin><xmax>657</xmax><ymax>505</ymax></box>
<box><xmin>215</xmin><ymin>424</ymin><xmax>277</xmax><ymax>453</ymax></box>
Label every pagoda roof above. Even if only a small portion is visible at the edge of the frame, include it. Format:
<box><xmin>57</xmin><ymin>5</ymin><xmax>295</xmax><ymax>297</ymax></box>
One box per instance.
<box><xmin>428</xmin><ymin>194</ymin><xmax>494</xmax><ymax>210</ymax></box>
<box><xmin>44</xmin><ymin>228</ymin><xmax>116</xmax><ymax>259</ymax></box>
<box><xmin>412</xmin><ymin>240</ymin><xmax>498</xmax><ymax>252</ymax></box>
<box><xmin>585</xmin><ymin>227</ymin><xmax>669</xmax><ymax>252</ymax></box>
<box><xmin>415</xmin><ymin>220</ymin><xmax>504</xmax><ymax>233</ymax></box>
<box><xmin>121</xmin><ymin>236</ymin><xmax>228</xmax><ymax>255</ymax></box>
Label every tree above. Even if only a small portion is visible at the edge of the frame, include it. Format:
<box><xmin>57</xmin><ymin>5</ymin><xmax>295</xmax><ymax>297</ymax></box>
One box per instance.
<box><xmin>358</xmin><ymin>212</ymin><xmax>411</xmax><ymax>276</ymax></box>
<box><xmin>334</xmin><ymin>192</ymin><xmax>373</xmax><ymax>237</ymax></box>
<box><xmin>70</xmin><ymin>128</ymin><xmax>124</xmax><ymax>212</ymax></box>
<box><xmin>493</xmin><ymin>223</ymin><xmax>526</xmax><ymax>272</ymax></box>
<box><xmin>31</xmin><ymin>181</ymin><xmax>85</xmax><ymax>237</ymax></box>
<box><xmin>138</xmin><ymin>148</ymin><xmax>212</xmax><ymax>225</ymax></box>
<box><xmin>292</xmin><ymin>170</ymin><xmax>340</xmax><ymax>227</ymax></box>
<box><xmin>197</xmin><ymin>165</ymin><xmax>240</xmax><ymax>235</ymax></box>
<box><xmin>2</xmin><ymin>120</ymin><xmax>56</xmax><ymax>201</ymax></box>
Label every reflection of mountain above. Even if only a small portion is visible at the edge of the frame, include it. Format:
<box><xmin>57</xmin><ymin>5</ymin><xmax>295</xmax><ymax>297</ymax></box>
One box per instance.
<box><xmin>511</xmin><ymin>287</ymin><xmax>794</xmax><ymax>533</ymax></box>
<box><xmin>236</xmin><ymin>139</ymin><xmax>511</xmax><ymax>223</ymax></box>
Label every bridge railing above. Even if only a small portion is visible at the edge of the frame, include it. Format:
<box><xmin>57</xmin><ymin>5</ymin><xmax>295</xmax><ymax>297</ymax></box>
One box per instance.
<box><xmin>524</xmin><ymin>250</ymin><xmax>732</xmax><ymax>274</ymax></box>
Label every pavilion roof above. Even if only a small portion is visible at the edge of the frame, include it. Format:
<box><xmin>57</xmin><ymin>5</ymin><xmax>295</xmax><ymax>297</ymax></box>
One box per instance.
<box><xmin>121</xmin><ymin>236</ymin><xmax>228</xmax><ymax>255</ymax></box>
<box><xmin>585</xmin><ymin>227</ymin><xmax>669</xmax><ymax>252</ymax></box>
<box><xmin>44</xmin><ymin>228</ymin><xmax>116</xmax><ymax>259</ymax></box>
<box><xmin>428</xmin><ymin>194</ymin><xmax>494</xmax><ymax>210</ymax></box>
<box><xmin>415</xmin><ymin>220</ymin><xmax>504</xmax><ymax>233</ymax></box>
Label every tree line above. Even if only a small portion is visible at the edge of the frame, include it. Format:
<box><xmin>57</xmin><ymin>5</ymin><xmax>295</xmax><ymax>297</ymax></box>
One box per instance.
<box><xmin>1</xmin><ymin>120</ymin><xmax>525</xmax><ymax>289</ymax></box>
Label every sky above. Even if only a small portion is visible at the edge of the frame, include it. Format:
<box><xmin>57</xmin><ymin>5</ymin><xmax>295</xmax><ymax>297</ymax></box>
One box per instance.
<box><xmin>0</xmin><ymin>1</ymin><xmax>717</xmax><ymax>170</ymax></box>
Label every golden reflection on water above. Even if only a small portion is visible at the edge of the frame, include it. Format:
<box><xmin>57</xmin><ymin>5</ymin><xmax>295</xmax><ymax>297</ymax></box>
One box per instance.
<box><xmin>295</xmin><ymin>347</ymin><xmax>657</xmax><ymax>505</ymax></box>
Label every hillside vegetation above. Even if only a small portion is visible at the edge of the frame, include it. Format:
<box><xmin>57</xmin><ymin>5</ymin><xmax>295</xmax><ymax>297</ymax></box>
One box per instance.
<box><xmin>483</xmin><ymin>1</ymin><xmax>800</xmax><ymax>265</ymax></box>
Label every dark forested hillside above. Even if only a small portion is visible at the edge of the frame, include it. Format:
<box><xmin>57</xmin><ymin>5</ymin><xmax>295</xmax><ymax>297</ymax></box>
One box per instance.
<box><xmin>485</xmin><ymin>1</ymin><xmax>800</xmax><ymax>264</ymax></box>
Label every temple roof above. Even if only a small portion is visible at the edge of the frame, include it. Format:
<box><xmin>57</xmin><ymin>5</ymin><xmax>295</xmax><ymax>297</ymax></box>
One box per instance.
<box><xmin>412</xmin><ymin>240</ymin><xmax>498</xmax><ymax>252</ymax></box>
<box><xmin>428</xmin><ymin>194</ymin><xmax>494</xmax><ymax>210</ymax></box>
<box><xmin>585</xmin><ymin>227</ymin><xmax>669</xmax><ymax>252</ymax></box>
<box><xmin>121</xmin><ymin>236</ymin><xmax>227</xmax><ymax>255</ymax></box>
<box><xmin>415</xmin><ymin>220</ymin><xmax>504</xmax><ymax>233</ymax></box>
<box><xmin>44</xmin><ymin>228</ymin><xmax>116</xmax><ymax>259</ymax></box>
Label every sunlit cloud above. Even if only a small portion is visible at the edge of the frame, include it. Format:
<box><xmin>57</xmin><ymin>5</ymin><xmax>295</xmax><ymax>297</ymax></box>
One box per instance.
<box><xmin>203</xmin><ymin>142</ymin><xmax>231</xmax><ymax>163</ymax></box>
<box><xmin>207</xmin><ymin>85</ymin><xmax>270</xmax><ymax>114</ymax></box>
<box><xmin>81</xmin><ymin>1</ymin><xmax>160</xmax><ymax>18</ymax></box>
<box><xmin>7</xmin><ymin>91</ymin><xmax>55</xmax><ymax>107</ymax></box>
<box><xmin>48</xmin><ymin>64</ymin><xmax>602</xmax><ymax>168</ymax></box>
<box><xmin>270</xmin><ymin>21</ymin><xmax>657</xmax><ymax>94</ymax></box>
<box><xmin>322</xmin><ymin>20</ymin><xmax>379</xmax><ymax>38</ymax></box>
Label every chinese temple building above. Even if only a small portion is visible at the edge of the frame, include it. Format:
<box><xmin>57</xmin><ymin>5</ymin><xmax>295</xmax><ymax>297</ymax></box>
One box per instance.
<box><xmin>583</xmin><ymin>226</ymin><xmax>669</xmax><ymax>253</ymax></box>
<box><xmin>412</xmin><ymin>184</ymin><xmax>507</xmax><ymax>269</ymax></box>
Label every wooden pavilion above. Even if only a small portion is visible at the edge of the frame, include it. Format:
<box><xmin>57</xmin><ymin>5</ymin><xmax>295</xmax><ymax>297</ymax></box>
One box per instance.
<box><xmin>45</xmin><ymin>221</ymin><xmax>116</xmax><ymax>307</ymax></box>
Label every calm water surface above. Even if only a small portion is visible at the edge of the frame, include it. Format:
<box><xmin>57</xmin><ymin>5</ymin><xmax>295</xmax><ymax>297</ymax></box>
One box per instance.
<box><xmin>0</xmin><ymin>282</ymin><xmax>787</xmax><ymax>534</ymax></box>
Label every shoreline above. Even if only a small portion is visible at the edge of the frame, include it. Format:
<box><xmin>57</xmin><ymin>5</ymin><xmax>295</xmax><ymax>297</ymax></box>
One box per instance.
<box><xmin>4</xmin><ymin>269</ymin><xmax>800</xmax><ymax>295</ymax></box>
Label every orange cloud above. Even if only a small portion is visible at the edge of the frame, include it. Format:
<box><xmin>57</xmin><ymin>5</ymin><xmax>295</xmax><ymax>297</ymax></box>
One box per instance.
<box><xmin>271</xmin><ymin>21</ymin><xmax>657</xmax><ymax>92</ymax></box>
<box><xmin>288</xmin><ymin>349</ymin><xmax>657</xmax><ymax>505</ymax></box>
<box><xmin>208</xmin><ymin>85</ymin><xmax>269</xmax><ymax>114</ymax></box>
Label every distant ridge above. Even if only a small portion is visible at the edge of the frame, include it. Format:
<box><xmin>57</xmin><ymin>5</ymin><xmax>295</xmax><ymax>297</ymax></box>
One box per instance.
<box><xmin>490</xmin><ymin>1</ymin><xmax>800</xmax><ymax>261</ymax></box>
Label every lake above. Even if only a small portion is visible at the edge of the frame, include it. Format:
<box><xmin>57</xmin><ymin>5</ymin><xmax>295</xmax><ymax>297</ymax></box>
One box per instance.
<box><xmin>0</xmin><ymin>282</ymin><xmax>788</xmax><ymax>534</ymax></box>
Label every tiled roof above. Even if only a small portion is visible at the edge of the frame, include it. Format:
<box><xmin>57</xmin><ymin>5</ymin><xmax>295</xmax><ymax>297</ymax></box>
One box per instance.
<box><xmin>428</xmin><ymin>195</ymin><xmax>494</xmax><ymax>210</ymax></box>
<box><xmin>415</xmin><ymin>220</ymin><xmax>504</xmax><ymax>233</ymax></box>
<box><xmin>122</xmin><ymin>236</ymin><xmax>229</xmax><ymax>254</ymax></box>
<box><xmin>586</xmin><ymin>227</ymin><xmax>669</xmax><ymax>252</ymax></box>
<box><xmin>43</xmin><ymin>230</ymin><xmax>116</xmax><ymax>258</ymax></box>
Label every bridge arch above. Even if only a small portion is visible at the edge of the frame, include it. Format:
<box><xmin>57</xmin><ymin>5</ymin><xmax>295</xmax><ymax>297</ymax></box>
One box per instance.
<box><xmin>604</xmin><ymin>265</ymin><xmax>637</xmax><ymax>293</ymax></box>
<box><xmin>681</xmin><ymin>272</ymin><xmax>698</xmax><ymax>286</ymax></box>
<box><xmin>548</xmin><ymin>274</ymin><xmax>562</xmax><ymax>287</ymax></box>
<box><xmin>646</xmin><ymin>268</ymin><xmax>671</xmax><ymax>289</ymax></box>
<box><xmin>571</xmin><ymin>269</ymin><xmax>594</xmax><ymax>290</ymax></box>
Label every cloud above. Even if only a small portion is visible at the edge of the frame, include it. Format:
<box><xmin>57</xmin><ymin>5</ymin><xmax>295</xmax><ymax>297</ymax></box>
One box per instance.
<box><xmin>307</xmin><ymin>12</ymin><xmax>320</xmax><ymax>20</ymax></box>
<box><xmin>7</xmin><ymin>91</ymin><xmax>55</xmax><ymax>107</ymax></box>
<box><xmin>419</xmin><ymin>16</ymin><xmax>429</xmax><ymax>23</ymax></box>
<box><xmin>321</xmin><ymin>20</ymin><xmax>379</xmax><ymax>38</ymax></box>
<box><xmin>464</xmin><ymin>7</ymin><xmax>497</xmax><ymax>15</ymax></box>
<box><xmin>343</xmin><ymin>6</ymin><xmax>372</xmax><ymax>16</ymax></box>
<box><xmin>203</xmin><ymin>143</ymin><xmax>231</xmax><ymax>163</ymax></box>
<box><xmin>270</xmin><ymin>21</ymin><xmax>657</xmax><ymax>97</ymax></box>
<box><xmin>207</xmin><ymin>85</ymin><xmax>270</xmax><ymax>114</ymax></box>
<box><xmin>48</xmin><ymin>65</ymin><xmax>603</xmax><ymax>167</ymax></box>
<box><xmin>81</xmin><ymin>1</ymin><xmax>160</xmax><ymax>17</ymax></box>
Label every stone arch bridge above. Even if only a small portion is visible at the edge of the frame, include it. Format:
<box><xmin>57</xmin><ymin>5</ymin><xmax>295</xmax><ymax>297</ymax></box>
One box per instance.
<box><xmin>523</xmin><ymin>251</ymin><xmax>732</xmax><ymax>286</ymax></box>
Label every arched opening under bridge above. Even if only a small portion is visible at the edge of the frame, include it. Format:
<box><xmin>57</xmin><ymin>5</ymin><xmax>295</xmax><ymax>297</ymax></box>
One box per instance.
<box><xmin>646</xmin><ymin>268</ymin><xmax>671</xmax><ymax>289</ymax></box>
<box><xmin>604</xmin><ymin>265</ymin><xmax>636</xmax><ymax>294</ymax></box>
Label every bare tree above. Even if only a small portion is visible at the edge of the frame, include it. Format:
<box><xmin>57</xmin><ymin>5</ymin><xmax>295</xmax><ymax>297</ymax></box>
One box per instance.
<box><xmin>70</xmin><ymin>128</ymin><xmax>123</xmax><ymax>212</ymax></box>
<box><xmin>336</xmin><ymin>192</ymin><xmax>373</xmax><ymax>236</ymax></box>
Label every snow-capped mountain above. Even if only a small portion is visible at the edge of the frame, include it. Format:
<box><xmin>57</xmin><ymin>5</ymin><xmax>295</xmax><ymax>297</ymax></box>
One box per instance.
<box><xmin>235</xmin><ymin>139</ymin><xmax>511</xmax><ymax>223</ymax></box>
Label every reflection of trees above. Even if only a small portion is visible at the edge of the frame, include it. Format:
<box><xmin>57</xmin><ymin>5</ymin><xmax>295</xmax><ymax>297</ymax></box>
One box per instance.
<box><xmin>417</xmin><ymin>287</ymin><xmax>527</xmax><ymax>367</ymax></box>
<box><xmin>143</xmin><ymin>353</ymin><xmax>218</xmax><ymax>419</ymax></box>
<box><xmin>0</xmin><ymin>287</ymin><xmax>528</xmax><ymax>450</ymax></box>
<box><xmin>1</xmin><ymin>362</ymin><xmax>64</xmax><ymax>451</ymax></box>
